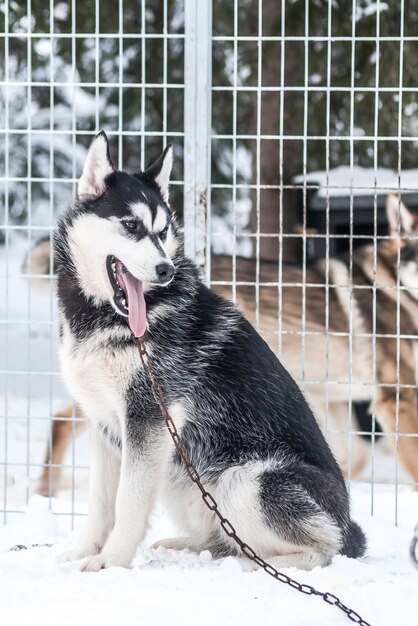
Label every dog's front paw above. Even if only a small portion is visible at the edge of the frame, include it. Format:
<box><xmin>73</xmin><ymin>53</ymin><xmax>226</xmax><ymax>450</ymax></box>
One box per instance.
<box><xmin>80</xmin><ymin>551</ymin><xmax>132</xmax><ymax>572</ymax></box>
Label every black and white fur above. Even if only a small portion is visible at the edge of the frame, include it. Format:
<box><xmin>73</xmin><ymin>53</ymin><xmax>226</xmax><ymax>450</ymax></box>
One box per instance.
<box><xmin>57</xmin><ymin>132</ymin><xmax>366</xmax><ymax>571</ymax></box>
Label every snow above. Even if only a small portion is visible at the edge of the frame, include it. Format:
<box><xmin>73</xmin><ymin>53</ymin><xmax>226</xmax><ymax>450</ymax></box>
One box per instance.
<box><xmin>211</xmin><ymin>196</ymin><xmax>252</xmax><ymax>258</ymax></box>
<box><xmin>293</xmin><ymin>166</ymin><xmax>418</xmax><ymax>198</ymax></box>
<box><xmin>1</xmin><ymin>238</ymin><xmax>418</xmax><ymax>626</ymax></box>
<box><xmin>356</xmin><ymin>2</ymin><xmax>389</xmax><ymax>22</ymax></box>
<box><xmin>210</xmin><ymin>145</ymin><xmax>253</xmax><ymax>257</ymax></box>
<box><xmin>0</xmin><ymin>488</ymin><xmax>417</xmax><ymax>626</ymax></box>
<box><xmin>0</xmin><ymin>237</ymin><xmax>64</xmax><ymax>398</ymax></box>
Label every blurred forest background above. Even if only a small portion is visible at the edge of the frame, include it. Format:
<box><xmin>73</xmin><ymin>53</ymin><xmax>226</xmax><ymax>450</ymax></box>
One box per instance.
<box><xmin>1</xmin><ymin>0</ymin><xmax>418</xmax><ymax>258</ymax></box>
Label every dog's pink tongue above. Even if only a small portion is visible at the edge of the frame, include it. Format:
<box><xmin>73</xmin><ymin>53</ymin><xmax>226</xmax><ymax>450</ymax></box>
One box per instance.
<box><xmin>116</xmin><ymin>262</ymin><xmax>147</xmax><ymax>337</ymax></box>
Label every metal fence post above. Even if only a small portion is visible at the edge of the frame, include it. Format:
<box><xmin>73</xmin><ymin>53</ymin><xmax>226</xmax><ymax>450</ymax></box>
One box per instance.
<box><xmin>183</xmin><ymin>0</ymin><xmax>212</xmax><ymax>279</ymax></box>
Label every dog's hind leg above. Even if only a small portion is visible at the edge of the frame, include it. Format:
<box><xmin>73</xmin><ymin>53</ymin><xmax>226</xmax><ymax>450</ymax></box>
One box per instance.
<box><xmin>60</xmin><ymin>429</ymin><xmax>120</xmax><ymax>563</ymax></box>
<box><xmin>151</xmin><ymin>535</ymin><xmax>231</xmax><ymax>558</ymax></box>
<box><xmin>151</xmin><ymin>537</ymin><xmax>194</xmax><ymax>551</ymax></box>
<box><xmin>375</xmin><ymin>385</ymin><xmax>418</xmax><ymax>485</ymax></box>
<box><xmin>266</xmin><ymin>548</ymin><xmax>334</xmax><ymax>571</ymax></box>
<box><xmin>38</xmin><ymin>404</ymin><xmax>86</xmax><ymax>496</ymax></box>
<box><xmin>211</xmin><ymin>461</ymin><xmax>344</xmax><ymax>571</ymax></box>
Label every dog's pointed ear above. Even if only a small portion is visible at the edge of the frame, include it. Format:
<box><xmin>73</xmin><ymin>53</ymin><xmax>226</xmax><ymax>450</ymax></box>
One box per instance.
<box><xmin>144</xmin><ymin>144</ymin><xmax>173</xmax><ymax>204</ymax></box>
<box><xmin>78</xmin><ymin>131</ymin><xmax>114</xmax><ymax>200</ymax></box>
<box><xmin>386</xmin><ymin>193</ymin><xmax>417</xmax><ymax>235</ymax></box>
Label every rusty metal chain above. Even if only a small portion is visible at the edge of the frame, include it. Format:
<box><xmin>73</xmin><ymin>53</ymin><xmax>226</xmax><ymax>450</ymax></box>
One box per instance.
<box><xmin>136</xmin><ymin>336</ymin><xmax>371</xmax><ymax>626</ymax></box>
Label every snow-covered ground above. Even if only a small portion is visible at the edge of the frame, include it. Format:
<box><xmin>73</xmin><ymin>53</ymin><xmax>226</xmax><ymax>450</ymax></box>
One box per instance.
<box><xmin>0</xmin><ymin>488</ymin><xmax>417</xmax><ymax>626</ymax></box>
<box><xmin>1</xmin><ymin>237</ymin><xmax>418</xmax><ymax>626</ymax></box>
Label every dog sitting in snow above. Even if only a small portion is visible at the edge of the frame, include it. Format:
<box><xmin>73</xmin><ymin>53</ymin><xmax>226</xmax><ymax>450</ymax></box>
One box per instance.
<box><xmin>57</xmin><ymin>132</ymin><xmax>366</xmax><ymax>571</ymax></box>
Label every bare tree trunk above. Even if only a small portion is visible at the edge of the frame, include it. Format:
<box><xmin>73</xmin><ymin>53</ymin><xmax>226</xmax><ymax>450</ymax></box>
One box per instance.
<box><xmin>247</xmin><ymin>1</ymin><xmax>303</xmax><ymax>262</ymax></box>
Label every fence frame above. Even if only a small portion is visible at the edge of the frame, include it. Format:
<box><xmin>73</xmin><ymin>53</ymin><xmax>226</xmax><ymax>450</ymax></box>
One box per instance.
<box><xmin>183</xmin><ymin>0</ymin><xmax>212</xmax><ymax>278</ymax></box>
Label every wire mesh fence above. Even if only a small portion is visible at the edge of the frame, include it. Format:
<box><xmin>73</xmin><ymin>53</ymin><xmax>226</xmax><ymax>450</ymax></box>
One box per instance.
<box><xmin>0</xmin><ymin>0</ymin><xmax>187</xmax><ymax>527</ymax></box>
<box><xmin>207</xmin><ymin>0</ymin><xmax>418</xmax><ymax>526</ymax></box>
<box><xmin>1</xmin><ymin>0</ymin><xmax>417</xmax><ymax>528</ymax></box>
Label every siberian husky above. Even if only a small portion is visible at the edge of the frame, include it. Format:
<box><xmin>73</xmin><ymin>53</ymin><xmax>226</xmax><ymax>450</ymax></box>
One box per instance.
<box><xmin>30</xmin><ymin>196</ymin><xmax>418</xmax><ymax>493</ymax></box>
<box><xmin>54</xmin><ymin>132</ymin><xmax>365</xmax><ymax>571</ymax></box>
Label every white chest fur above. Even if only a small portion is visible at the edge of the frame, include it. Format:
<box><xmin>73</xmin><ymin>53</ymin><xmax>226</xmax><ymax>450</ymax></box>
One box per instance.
<box><xmin>60</xmin><ymin>322</ymin><xmax>140</xmax><ymax>434</ymax></box>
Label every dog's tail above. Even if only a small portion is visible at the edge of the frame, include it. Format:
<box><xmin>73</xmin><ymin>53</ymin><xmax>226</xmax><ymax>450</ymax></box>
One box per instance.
<box><xmin>341</xmin><ymin>519</ymin><xmax>367</xmax><ymax>559</ymax></box>
<box><xmin>22</xmin><ymin>235</ymin><xmax>57</xmax><ymax>293</ymax></box>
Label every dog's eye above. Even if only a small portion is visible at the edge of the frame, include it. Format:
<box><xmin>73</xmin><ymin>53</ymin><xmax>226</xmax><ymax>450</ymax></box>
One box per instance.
<box><xmin>123</xmin><ymin>220</ymin><xmax>147</xmax><ymax>238</ymax></box>
<box><xmin>124</xmin><ymin>221</ymin><xmax>139</xmax><ymax>232</ymax></box>
<box><xmin>159</xmin><ymin>226</ymin><xmax>169</xmax><ymax>242</ymax></box>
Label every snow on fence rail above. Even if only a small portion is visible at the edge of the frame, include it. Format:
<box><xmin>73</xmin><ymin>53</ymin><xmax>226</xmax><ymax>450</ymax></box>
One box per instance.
<box><xmin>1</xmin><ymin>0</ymin><xmax>418</xmax><ymax>528</ymax></box>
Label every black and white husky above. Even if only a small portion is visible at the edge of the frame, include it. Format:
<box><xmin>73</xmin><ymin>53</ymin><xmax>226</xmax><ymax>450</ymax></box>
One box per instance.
<box><xmin>57</xmin><ymin>132</ymin><xmax>366</xmax><ymax>571</ymax></box>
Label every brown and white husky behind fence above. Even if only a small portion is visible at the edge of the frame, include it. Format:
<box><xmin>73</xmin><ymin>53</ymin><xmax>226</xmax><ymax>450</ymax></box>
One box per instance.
<box><xmin>25</xmin><ymin>194</ymin><xmax>418</xmax><ymax>494</ymax></box>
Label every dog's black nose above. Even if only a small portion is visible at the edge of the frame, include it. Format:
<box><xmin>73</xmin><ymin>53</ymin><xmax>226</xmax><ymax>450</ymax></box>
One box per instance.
<box><xmin>156</xmin><ymin>263</ymin><xmax>175</xmax><ymax>283</ymax></box>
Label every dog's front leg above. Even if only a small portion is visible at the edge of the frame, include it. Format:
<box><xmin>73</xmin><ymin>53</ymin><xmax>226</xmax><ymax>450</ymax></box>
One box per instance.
<box><xmin>60</xmin><ymin>428</ymin><xmax>121</xmax><ymax>563</ymax></box>
<box><xmin>375</xmin><ymin>385</ymin><xmax>418</xmax><ymax>483</ymax></box>
<box><xmin>80</xmin><ymin>426</ymin><xmax>163</xmax><ymax>571</ymax></box>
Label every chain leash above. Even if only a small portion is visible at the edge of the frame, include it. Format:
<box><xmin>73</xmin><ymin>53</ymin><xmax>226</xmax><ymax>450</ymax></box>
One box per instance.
<box><xmin>136</xmin><ymin>336</ymin><xmax>371</xmax><ymax>626</ymax></box>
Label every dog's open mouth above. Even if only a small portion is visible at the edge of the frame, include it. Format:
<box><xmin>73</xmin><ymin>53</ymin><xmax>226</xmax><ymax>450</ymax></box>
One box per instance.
<box><xmin>106</xmin><ymin>255</ymin><xmax>147</xmax><ymax>337</ymax></box>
